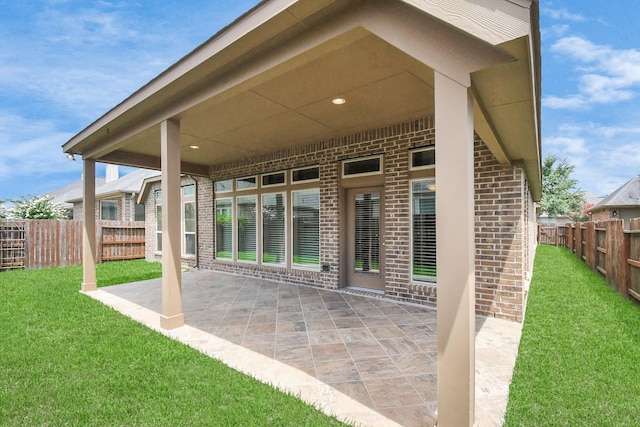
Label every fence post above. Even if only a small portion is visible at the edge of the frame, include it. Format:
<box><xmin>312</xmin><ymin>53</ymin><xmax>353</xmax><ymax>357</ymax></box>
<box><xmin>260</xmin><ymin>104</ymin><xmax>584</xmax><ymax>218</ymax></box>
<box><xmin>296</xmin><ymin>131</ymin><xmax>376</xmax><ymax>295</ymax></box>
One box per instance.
<box><xmin>584</xmin><ymin>222</ymin><xmax>596</xmax><ymax>271</ymax></box>
<box><xmin>606</xmin><ymin>220</ymin><xmax>628</xmax><ymax>296</ymax></box>
<box><xmin>568</xmin><ymin>224</ymin><xmax>575</xmax><ymax>253</ymax></box>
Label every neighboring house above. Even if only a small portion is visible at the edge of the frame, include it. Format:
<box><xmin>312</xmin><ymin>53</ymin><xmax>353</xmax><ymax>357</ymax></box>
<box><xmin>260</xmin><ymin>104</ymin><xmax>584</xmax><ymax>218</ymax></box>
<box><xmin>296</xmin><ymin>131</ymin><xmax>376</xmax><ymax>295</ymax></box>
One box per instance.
<box><xmin>63</xmin><ymin>1</ymin><xmax>541</xmax><ymax>423</ymax></box>
<box><xmin>66</xmin><ymin>167</ymin><xmax>160</xmax><ymax>222</ymax></box>
<box><xmin>590</xmin><ymin>175</ymin><xmax>640</xmax><ymax>227</ymax></box>
<box><xmin>48</xmin><ymin>177</ymin><xmax>106</xmax><ymax>219</ymax></box>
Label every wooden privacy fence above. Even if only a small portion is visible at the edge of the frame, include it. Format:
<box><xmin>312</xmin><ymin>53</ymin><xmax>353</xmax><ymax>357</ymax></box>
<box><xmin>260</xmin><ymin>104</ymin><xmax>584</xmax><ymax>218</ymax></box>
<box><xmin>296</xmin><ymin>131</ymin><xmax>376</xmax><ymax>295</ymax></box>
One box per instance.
<box><xmin>0</xmin><ymin>220</ymin><xmax>145</xmax><ymax>270</ymax></box>
<box><xmin>538</xmin><ymin>219</ymin><xmax>640</xmax><ymax>303</ymax></box>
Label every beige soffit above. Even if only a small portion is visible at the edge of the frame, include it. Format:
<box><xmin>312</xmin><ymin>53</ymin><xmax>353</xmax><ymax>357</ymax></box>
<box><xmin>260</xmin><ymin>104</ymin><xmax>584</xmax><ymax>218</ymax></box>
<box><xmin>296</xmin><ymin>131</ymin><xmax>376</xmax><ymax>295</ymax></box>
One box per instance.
<box><xmin>62</xmin><ymin>0</ymin><xmax>540</xmax><ymax>197</ymax></box>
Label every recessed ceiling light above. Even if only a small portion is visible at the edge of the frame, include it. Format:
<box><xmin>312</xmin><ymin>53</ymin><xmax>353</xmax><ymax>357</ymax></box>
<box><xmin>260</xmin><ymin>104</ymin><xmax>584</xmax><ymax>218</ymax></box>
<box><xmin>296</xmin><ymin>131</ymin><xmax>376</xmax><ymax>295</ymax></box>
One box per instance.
<box><xmin>189</xmin><ymin>145</ymin><xmax>200</xmax><ymax>149</ymax></box>
<box><xmin>331</xmin><ymin>98</ymin><xmax>346</xmax><ymax>105</ymax></box>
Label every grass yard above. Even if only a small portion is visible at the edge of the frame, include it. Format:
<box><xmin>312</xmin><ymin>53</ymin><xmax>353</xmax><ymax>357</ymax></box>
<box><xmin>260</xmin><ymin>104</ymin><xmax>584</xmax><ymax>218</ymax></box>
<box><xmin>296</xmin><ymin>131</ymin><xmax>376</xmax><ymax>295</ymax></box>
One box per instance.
<box><xmin>0</xmin><ymin>261</ymin><xmax>347</xmax><ymax>426</ymax></box>
<box><xmin>504</xmin><ymin>245</ymin><xmax>640</xmax><ymax>426</ymax></box>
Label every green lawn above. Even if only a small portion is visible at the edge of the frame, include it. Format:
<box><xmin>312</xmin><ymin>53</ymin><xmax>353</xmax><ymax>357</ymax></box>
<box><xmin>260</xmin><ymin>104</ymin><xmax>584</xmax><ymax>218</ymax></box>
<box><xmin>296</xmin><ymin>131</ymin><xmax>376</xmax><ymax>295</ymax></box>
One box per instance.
<box><xmin>504</xmin><ymin>245</ymin><xmax>640</xmax><ymax>426</ymax></box>
<box><xmin>0</xmin><ymin>261</ymin><xmax>347</xmax><ymax>426</ymax></box>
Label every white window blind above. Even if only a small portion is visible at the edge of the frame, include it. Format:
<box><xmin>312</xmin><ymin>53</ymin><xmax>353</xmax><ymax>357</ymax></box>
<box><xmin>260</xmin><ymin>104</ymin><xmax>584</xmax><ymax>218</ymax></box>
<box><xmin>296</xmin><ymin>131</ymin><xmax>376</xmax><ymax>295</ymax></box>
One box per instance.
<box><xmin>292</xmin><ymin>189</ymin><xmax>320</xmax><ymax>267</ymax></box>
<box><xmin>215</xmin><ymin>198</ymin><xmax>233</xmax><ymax>259</ymax></box>
<box><xmin>262</xmin><ymin>193</ymin><xmax>286</xmax><ymax>265</ymax></box>
<box><xmin>412</xmin><ymin>179</ymin><xmax>436</xmax><ymax>281</ymax></box>
<box><xmin>354</xmin><ymin>192</ymin><xmax>380</xmax><ymax>273</ymax></box>
<box><xmin>237</xmin><ymin>195</ymin><xmax>257</xmax><ymax>262</ymax></box>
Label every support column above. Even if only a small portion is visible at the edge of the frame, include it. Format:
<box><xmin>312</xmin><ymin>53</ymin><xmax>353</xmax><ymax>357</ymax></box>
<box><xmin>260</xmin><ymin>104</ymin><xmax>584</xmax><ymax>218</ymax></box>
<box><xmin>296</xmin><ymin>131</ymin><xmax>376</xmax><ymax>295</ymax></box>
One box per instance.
<box><xmin>160</xmin><ymin>119</ymin><xmax>184</xmax><ymax>330</ymax></box>
<box><xmin>435</xmin><ymin>71</ymin><xmax>475</xmax><ymax>427</ymax></box>
<box><xmin>81</xmin><ymin>158</ymin><xmax>97</xmax><ymax>292</ymax></box>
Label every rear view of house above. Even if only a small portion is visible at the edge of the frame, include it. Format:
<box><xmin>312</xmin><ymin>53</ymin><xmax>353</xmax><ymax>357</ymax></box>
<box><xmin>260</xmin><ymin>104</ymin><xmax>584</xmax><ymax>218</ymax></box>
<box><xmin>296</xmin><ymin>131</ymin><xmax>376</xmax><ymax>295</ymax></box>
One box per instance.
<box><xmin>63</xmin><ymin>1</ymin><xmax>541</xmax><ymax>425</ymax></box>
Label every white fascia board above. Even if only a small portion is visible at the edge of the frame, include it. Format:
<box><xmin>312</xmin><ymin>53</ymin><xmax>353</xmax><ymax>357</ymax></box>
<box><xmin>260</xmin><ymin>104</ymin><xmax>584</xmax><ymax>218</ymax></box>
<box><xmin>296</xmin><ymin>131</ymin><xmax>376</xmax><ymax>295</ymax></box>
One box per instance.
<box><xmin>400</xmin><ymin>0</ymin><xmax>532</xmax><ymax>45</ymax></box>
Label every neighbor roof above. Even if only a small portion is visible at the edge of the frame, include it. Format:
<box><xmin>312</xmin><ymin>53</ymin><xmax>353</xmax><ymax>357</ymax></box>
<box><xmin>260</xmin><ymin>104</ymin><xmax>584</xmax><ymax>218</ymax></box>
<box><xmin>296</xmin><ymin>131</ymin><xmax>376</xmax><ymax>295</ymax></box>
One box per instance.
<box><xmin>66</xmin><ymin>168</ymin><xmax>159</xmax><ymax>203</ymax></box>
<box><xmin>590</xmin><ymin>175</ymin><xmax>640</xmax><ymax>211</ymax></box>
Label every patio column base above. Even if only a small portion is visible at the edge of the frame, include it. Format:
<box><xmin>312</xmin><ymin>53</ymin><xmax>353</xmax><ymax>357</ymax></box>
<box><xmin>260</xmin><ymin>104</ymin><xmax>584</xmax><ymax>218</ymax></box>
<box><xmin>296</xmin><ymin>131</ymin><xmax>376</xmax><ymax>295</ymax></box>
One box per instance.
<box><xmin>160</xmin><ymin>313</ymin><xmax>184</xmax><ymax>330</ymax></box>
<box><xmin>81</xmin><ymin>282</ymin><xmax>97</xmax><ymax>292</ymax></box>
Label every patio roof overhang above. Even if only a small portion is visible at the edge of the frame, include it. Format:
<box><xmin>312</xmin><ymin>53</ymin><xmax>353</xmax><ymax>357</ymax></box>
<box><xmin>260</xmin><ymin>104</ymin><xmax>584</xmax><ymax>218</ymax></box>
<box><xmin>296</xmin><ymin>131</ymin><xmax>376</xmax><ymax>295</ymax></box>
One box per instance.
<box><xmin>62</xmin><ymin>0</ymin><xmax>541</xmax><ymax>199</ymax></box>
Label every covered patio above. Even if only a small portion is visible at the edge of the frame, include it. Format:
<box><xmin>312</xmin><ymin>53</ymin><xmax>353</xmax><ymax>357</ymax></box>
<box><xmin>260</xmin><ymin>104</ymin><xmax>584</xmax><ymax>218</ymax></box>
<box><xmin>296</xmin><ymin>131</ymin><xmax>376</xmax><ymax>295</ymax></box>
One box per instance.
<box><xmin>86</xmin><ymin>270</ymin><xmax>522</xmax><ymax>427</ymax></box>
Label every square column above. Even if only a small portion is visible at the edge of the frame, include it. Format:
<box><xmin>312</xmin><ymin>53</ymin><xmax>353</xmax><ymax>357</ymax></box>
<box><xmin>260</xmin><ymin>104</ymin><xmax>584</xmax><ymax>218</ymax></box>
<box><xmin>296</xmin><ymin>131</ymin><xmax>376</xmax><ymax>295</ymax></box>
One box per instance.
<box><xmin>81</xmin><ymin>158</ymin><xmax>97</xmax><ymax>292</ymax></box>
<box><xmin>160</xmin><ymin>119</ymin><xmax>184</xmax><ymax>330</ymax></box>
<box><xmin>435</xmin><ymin>71</ymin><xmax>475</xmax><ymax>426</ymax></box>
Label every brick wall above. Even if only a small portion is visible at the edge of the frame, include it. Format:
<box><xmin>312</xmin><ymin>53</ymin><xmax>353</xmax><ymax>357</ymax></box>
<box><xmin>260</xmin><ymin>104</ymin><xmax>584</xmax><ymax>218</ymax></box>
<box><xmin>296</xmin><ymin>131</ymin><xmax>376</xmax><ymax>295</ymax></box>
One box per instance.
<box><xmin>143</xmin><ymin>116</ymin><xmax>535</xmax><ymax>322</ymax></box>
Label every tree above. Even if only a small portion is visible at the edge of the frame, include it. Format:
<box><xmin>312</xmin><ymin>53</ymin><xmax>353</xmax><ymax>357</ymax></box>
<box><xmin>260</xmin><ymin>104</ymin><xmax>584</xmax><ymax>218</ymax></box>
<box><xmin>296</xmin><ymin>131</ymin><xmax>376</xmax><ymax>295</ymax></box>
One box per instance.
<box><xmin>540</xmin><ymin>155</ymin><xmax>586</xmax><ymax>221</ymax></box>
<box><xmin>9</xmin><ymin>195</ymin><xmax>66</xmax><ymax>220</ymax></box>
<box><xmin>0</xmin><ymin>202</ymin><xmax>7</xmax><ymax>220</ymax></box>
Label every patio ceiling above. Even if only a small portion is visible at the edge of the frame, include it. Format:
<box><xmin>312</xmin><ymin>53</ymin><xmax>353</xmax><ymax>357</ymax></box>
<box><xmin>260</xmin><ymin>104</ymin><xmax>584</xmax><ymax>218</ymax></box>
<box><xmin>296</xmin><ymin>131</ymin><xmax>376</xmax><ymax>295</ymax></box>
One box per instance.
<box><xmin>63</xmin><ymin>0</ymin><xmax>541</xmax><ymax>198</ymax></box>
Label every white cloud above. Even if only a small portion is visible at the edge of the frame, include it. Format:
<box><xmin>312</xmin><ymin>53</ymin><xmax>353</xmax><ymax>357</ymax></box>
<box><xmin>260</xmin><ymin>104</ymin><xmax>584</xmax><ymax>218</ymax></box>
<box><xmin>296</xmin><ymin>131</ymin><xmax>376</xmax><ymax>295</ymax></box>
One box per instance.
<box><xmin>0</xmin><ymin>112</ymin><xmax>78</xmax><ymax>183</ymax></box>
<box><xmin>543</xmin><ymin>136</ymin><xmax>588</xmax><ymax>156</ymax></box>
<box><xmin>542</xmin><ymin>8</ymin><xmax>586</xmax><ymax>22</ymax></box>
<box><xmin>546</xmin><ymin>36</ymin><xmax>640</xmax><ymax>110</ymax></box>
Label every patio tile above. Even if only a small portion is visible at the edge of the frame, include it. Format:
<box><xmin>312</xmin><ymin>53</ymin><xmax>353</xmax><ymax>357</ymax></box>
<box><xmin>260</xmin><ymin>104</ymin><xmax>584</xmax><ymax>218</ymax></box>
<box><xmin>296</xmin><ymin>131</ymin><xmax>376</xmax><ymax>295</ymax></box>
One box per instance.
<box><xmin>368</xmin><ymin>324</ymin><xmax>407</xmax><ymax>340</ymax></box>
<box><xmin>344</xmin><ymin>340</ymin><xmax>387</xmax><ymax>360</ymax></box>
<box><xmin>276</xmin><ymin>320</ymin><xmax>307</xmax><ymax>334</ymax></box>
<box><xmin>328</xmin><ymin>380</ymin><xmax>375</xmax><ymax>408</ymax></box>
<box><xmin>99</xmin><ymin>270</ymin><xmax>521</xmax><ymax>427</ymax></box>
<box><xmin>354</xmin><ymin>356</ymin><xmax>404</xmax><ymax>380</ymax></box>
<box><xmin>390</xmin><ymin>352</ymin><xmax>435</xmax><ymax>377</ymax></box>
<box><xmin>338</xmin><ymin>327</ymin><xmax>375</xmax><ymax>343</ymax></box>
<box><xmin>311</xmin><ymin>342</ymin><xmax>350</xmax><ymax>362</ymax></box>
<box><xmin>276</xmin><ymin>331</ymin><xmax>309</xmax><ymax>347</ymax></box>
<box><xmin>364</xmin><ymin>376</ymin><xmax>424</xmax><ymax>408</ymax></box>
<box><xmin>275</xmin><ymin>344</ymin><xmax>312</xmax><ymax>363</ymax></box>
<box><xmin>315</xmin><ymin>359</ymin><xmax>361</xmax><ymax>383</ymax></box>
<box><xmin>305</xmin><ymin>318</ymin><xmax>336</xmax><ymax>331</ymax></box>
<box><xmin>378</xmin><ymin>337</ymin><xmax>422</xmax><ymax>356</ymax></box>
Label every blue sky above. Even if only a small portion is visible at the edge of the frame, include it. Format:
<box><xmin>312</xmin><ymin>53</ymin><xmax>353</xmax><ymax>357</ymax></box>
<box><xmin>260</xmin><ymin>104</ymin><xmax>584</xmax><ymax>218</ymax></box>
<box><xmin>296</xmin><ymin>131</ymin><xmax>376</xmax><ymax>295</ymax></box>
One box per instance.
<box><xmin>1</xmin><ymin>1</ymin><xmax>639</xmax><ymax>202</ymax></box>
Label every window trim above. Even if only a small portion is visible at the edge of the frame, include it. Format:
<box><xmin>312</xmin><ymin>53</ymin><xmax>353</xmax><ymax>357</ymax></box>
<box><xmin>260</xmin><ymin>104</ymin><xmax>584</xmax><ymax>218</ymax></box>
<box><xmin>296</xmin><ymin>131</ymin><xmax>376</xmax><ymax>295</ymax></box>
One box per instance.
<box><xmin>261</xmin><ymin>171</ymin><xmax>287</xmax><ymax>188</ymax></box>
<box><xmin>182</xmin><ymin>184</ymin><xmax>197</xmax><ymax>258</ymax></box>
<box><xmin>342</xmin><ymin>154</ymin><xmax>383</xmax><ymax>178</ymax></box>
<box><xmin>215</xmin><ymin>197</ymin><xmax>234</xmax><ymax>261</ymax></box>
<box><xmin>291</xmin><ymin>165</ymin><xmax>320</xmax><ymax>184</ymax></box>
<box><xmin>236</xmin><ymin>176</ymin><xmax>258</xmax><ymax>191</ymax></box>
<box><xmin>409</xmin><ymin>146</ymin><xmax>436</xmax><ymax>171</ymax></box>
<box><xmin>100</xmin><ymin>200</ymin><xmax>118</xmax><ymax>221</ymax></box>
<box><xmin>261</xmin><ymin>192</ymin><xmax>287</xmax><ymax>266</ymax></box>
<box><xmin>236</xmin><ymin>194</ymin><xmax>258</xmax><ymax>263</ymax></box>
<box><xmin>291</xmin><ymin>188</ymin><xmax>321</xmax><ymax>271</ymax></box>
<box><xmin>214</xmin><ymin>179</ymin><xmax>233</xmax><ymax>193</ymax></box>
<box><xmin>410</xmin><ymin>178</ymin><xmax>437</xmax><ymax>284</ymax></box>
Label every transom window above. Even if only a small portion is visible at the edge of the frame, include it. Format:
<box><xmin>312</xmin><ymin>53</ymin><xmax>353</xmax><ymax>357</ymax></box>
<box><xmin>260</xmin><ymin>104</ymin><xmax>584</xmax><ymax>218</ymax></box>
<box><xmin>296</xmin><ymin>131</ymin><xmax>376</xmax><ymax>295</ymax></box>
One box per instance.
<box><xmin>291</xmin><ymin>166</ymin><xmax>320</xmax><ymax>183</ymax></box>
<box><xmin>236</xmin><ymin>176</ymin><xmax>257</xmax><ymax>191</ymax></box>
<box><xmin>262</xmin><ymin>172</ymin><xmax>286</xmax><ymax>187</ymax></box>
<box><xmin>214</xmin><ymin>180</ymin><xmax>232</xmax><ymax>193</ymax></box>
<box><xmin>342</xmin><ymin>155</ymin><xmax>382</xmax><ymax>177</ymax></box>
<box><xmin>410</xmin><ymin>147</ymin><xmax>435</xmax><ymax>170</ymax></box>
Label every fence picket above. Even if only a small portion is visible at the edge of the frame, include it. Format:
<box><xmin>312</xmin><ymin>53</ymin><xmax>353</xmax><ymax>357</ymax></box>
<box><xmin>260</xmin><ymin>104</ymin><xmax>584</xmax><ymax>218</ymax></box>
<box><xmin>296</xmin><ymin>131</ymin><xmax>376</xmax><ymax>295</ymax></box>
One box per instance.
<box><xmin>539</xmin><ymin>218</ymin><xmax>639</xmax><ymax>302</ymax></box>
<box><xmin>0</xmin><ymin>220</ymin><xmax>145</xmax><ymax>270</ymax></box>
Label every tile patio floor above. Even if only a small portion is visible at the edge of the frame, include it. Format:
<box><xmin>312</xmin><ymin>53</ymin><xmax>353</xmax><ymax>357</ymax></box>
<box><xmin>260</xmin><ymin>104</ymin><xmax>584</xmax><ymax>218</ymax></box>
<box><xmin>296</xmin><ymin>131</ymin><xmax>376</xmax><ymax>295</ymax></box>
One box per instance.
<box><xmin>86</xmin><ymin>270</ymin><xmax>522</xmax><ymax>427</ymax></box>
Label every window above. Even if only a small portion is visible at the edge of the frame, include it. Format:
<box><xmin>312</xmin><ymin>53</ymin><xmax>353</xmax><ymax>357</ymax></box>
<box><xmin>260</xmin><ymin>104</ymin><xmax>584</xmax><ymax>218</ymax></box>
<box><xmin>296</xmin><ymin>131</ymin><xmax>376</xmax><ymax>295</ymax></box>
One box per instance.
<box><xmin>262</xmin><ymin>171</ymin><xmax>285</xmax><ymax>187</ymax></box>
<box><xmin>237</xmin><ymin>195</ymin><xmax>257</xmax><ymax>262</ymax></box>
<box><xmin>343</xmin><ymin>155</ymin><xmax>382</xmax><ymax>177</ymax></box>
<box><xmin>411</xmin><ymin>179</ymin><xmax>436</xmax><ymax>282</ymax></box>
<box><xmin>292</xmin><ymin>189</ymin><xmax>320</xmax><ymax>268</ymax></box>
<box><xmin>262</xmin><ymin>193</ymin><xmax>286</xmax><ymax>265</ymax></box>
<box><xmin>291</xmin><ymin>166</ymin><xmax>319</xmax><ymax>183</ymax></box>
<box><xmin>134</xmin><ymin>203</ymin><xmax>145</xmax><ymax>221</ymax></box>
<box><xmin>155</xmin><ymin>191</ymin><xmax>162</xmax><ymax>252</ymax></box>
<box><xmin>215</xmin><ymin>180</ymin><xmax>232</xmax><ymax>193</ymax></box>
<box><xmin>100</xmin><ymin>200</ymin><xmax>118</xmax><ymax>220</ymax></box>
<box><xmin>215</xmin><ymin>198</ymin><xmax>233</xmax><ymax>259</ymax></box>
<box><xmin>236</xmin><ymin>176</ymin><xmax>257</xmax><ymax>191</ymax></box>
<box><xmin>410</xmin><ymin>147</ymin><xmax>435</xmax><ymax>170</ymax></box>
<box><xmin>183</xmin><ymin>185</ymin><xmax>196</xmax><ymax>256</ymax></box>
